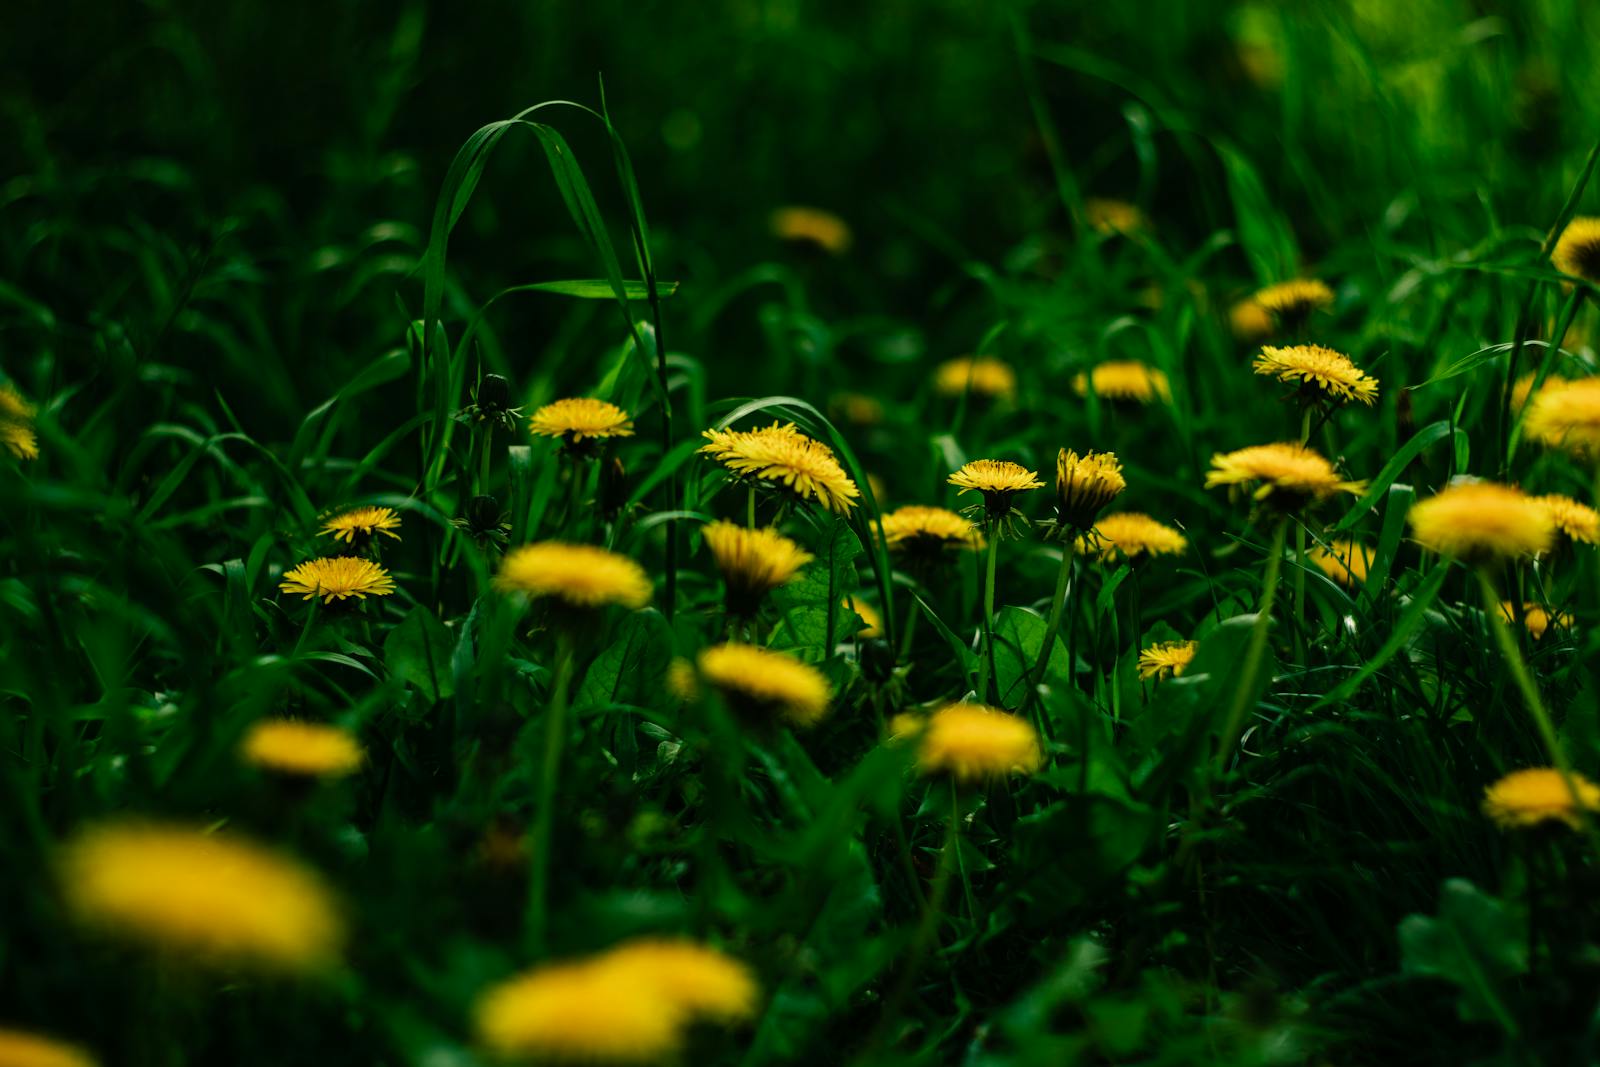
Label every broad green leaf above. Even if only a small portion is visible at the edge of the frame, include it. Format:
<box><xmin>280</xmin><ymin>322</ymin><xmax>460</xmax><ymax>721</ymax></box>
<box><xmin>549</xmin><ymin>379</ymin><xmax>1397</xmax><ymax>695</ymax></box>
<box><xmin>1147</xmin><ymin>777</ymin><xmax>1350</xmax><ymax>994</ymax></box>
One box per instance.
<box><xmin>384</xmin><ymin>607</ymin><xmax>456</xmax><ymax>702</ymax></box>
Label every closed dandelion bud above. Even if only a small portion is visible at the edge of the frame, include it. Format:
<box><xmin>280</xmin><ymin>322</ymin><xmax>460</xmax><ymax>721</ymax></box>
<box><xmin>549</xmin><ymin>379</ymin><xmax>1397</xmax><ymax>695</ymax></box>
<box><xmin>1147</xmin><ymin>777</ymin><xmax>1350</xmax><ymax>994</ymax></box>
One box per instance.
<box><xmin>1054</xmin><ymin>449</ymin><xmax>1125</xmax><ymax>530</ymax></box>
<box><xmin>466</xmin><ymin>494</ymin><xmax>502</xmax><ymax>531</ymax></box>
<box><xmin>599</xmin><ymin>456</ymin><xmax>628</xmax><ymax>519</ymax></box>
<box><xmin>478</xmin><ymin>373</ymin><xmax>513</xmax><ymax>413</ymax></box>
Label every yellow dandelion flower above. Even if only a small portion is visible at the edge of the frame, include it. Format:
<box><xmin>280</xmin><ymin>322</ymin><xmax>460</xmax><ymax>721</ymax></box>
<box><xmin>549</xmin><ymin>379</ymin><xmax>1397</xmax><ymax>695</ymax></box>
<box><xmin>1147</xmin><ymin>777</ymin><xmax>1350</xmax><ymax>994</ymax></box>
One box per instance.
<box><xmin>475</xmin><ymin>958</ymin><xmax>687</xmax><ymax>1064</ymax></box>
<box><xmin>1537</xmin><ymin>493</ymin><xmax>1600</xmax><ymax>544</ymax></box>
<box><xmin>1310</xmin><ymin>539</ymin><xmax>1373</xmax><ymax>587</ymax></box>
<box><xmin>1499</xmin><ymin>601</ymin><xmax>1572</xmax><ymax>641</ymax></box>
<box><xmin>1483</xmin><ymin>767</ymin><xmax>1600</xmax><ymax>830</ymax></box>
<box><xmin>1253</xmin><ymin>344</ymin><xmax>1378</xmax><ymax>405</ymax></box>
<box><xmin>1511</xmin><ymin>372</ymin><xmax>1551</xmax><ymax>413</ymax></box>
<box><xmin>915</xmin><ymin>702</ymin><xmax>1042</xmax><ymax>784</ymax></box>
<box><xmin>1252</xmin><ymin>279</ymin><xmax>1334</xmax><ymax>327</ymax></box>
<box><xmin>0</xmin><ymin>1029</ymin><xmax>97</xmax><ymax>1067</ymax></box>
<box><xmin>1230</xmin><ymin>298</ymin><xmax>1274</xmax><ymax>342</ymax></box>
<box><xmin>699</xmin><ymin>422</ymin><xmax>860</xmax><ymax>514</ymax></box>
<box><xmin>933</xmin><ymin>356</ymin><xmax>1016</xmax><ymax>401</ymax></box>
<box><xmin>770</xmin><ymin>206</ymin><xmax>852</xmax><ymax>255</ymax></box>
<box><xmin>697</xmin><ymin>643</ymin><xmax>832</xmax><ymax>728</ymax></box>
<box><xmin>1408</xmin><ymin>482</ymin><xmax>1554</xmax><ymax>562</ymax></box>
<box><xmin>886</xmin><ymin>712</ymin><xmax>925</xmax><ymax>742</ymax></box>
<box><xmin>597</xmin><ymin>939</ymin><xmax>760</xmax><ymax>1024</ymax></box>
<box><xmin>878</xmin><ymin>505</ymin><xmax>982</xmax><ymax>558</ymax></box>
<box><xmin>1084</xmin><ymin>198</ymin><xmax>1147</xmax><ymax>236</ymax></box>
<box><xmin>1072</xmin><ymin>361</ymin><xmax>1171</xmax><ymax>404</ymax></box>
<box><xmin>830</xmin><ymin>392</ymin><xmax>884</xmax><ymax>427</ymax></box>
<box><xmin>494</xmin><ymin>542</ymin><xmax>652</xmax><ymax>610</ymax></box>
<box><xmin>845</xmin><ymin>596</ymin><xmax>882</xmax><ymax>640</ymax></box>
<box><xmin>1524</xmin><ymin>377</ymin><xmax>1600</xmax><ymax>456</ymax></box>
<box><xmin>529</xmin><ymin>397</ymin><xmax>635</xmax><ymax>445</ymax></box>
<box><xmin>948</xmin><ymin>459</ymin><xmax>1043</xmax><ymax>525</ymax></box>
<box><xmin>241</xmin><ymin>720</ymin><xmax>364</xmax><ymax>778</ymax></box>
<box><xmin>1138</xmin><ymin>640</ymin><xmax>1198</xmax><ymax>681</ymax></box>
<box><xmin>666</xmin><ymin>658</ymin><xmax>699</xmax><ymax>704</ymax></box>
<box><xmin>1078</xmin><ymin>512</ymin><xmax>1187</xmax><ymax>562</ymax></box>
<box><xmin>1054</xmin><ymin>449</ymin><xmax>1126</xmax><ymax>530</ymax></box>
<box><xmin>1205</xmin><ymin>442</ymin><xmax>1365</xmax><ymax>507</ymax></box>
<box><xmin>701</xmin><ymin>521</ymin><xmax>813</xmax><ymax>616</ymax></box>
<box><xmin>279</xmin><ymin>557</ymin><xmax>396</xmax><ymax>603</ymax></box>
<box><xmin>318</xmin><ymin>505</ymin><xmax>401</xmax><ymax>543</ymax></box>
<box><xmin>59</xmin><ymin>823</ymin><xmax>342</xmax><ymax>972</ymax></box>
<box><xmin>1552</xmin><ymin>217</ymin><xmax>1600</xmax><ymax>284</ymax></box>
<box><xmin>1</xmin><ymin>383</ymin><xmax>39</xmax><ymax>461</ymax></box>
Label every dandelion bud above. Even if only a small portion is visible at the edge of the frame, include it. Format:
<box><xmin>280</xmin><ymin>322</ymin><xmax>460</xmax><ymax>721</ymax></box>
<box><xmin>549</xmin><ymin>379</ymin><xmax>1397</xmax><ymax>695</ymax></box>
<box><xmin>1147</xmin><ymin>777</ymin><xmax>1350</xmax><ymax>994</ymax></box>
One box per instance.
<box><xmin>1054</xmin><ymin>449</ymin><xmax>1125</xmax><ymax>530</ymax></box>
<box><xmin>478</xmin><ymin>373</ymin><xmax>513</xmax><ymax>413</ymax></box>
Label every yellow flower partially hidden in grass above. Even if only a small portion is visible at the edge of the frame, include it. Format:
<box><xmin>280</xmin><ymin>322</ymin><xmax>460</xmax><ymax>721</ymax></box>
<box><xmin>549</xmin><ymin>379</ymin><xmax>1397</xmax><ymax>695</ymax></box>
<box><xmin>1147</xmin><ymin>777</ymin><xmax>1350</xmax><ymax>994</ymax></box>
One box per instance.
<box><xmin>1206</xmin><ymin>442</ymin><xmax>1364</xmax><ymax>507</ymax></box>
<box><xmin>1552</xmin><ymin>217</ymin><xmax>1600</xmax><ymax>284</ymax></box>
<box><xmin>1537</xmin><ymin>493</ymin><xmax>1600</xmax><ymax>544</ymax></box>
<box><xmin>702</xmin><ymin>521</ymin><xmax>812</xmax><ymax>616</ymax></box>
<box><xmin>878</xmin><ymin>505</ymin><xmax>982</xmax><ymax>557</ymax></box>
<box><xmin>1253</xmin><ymin>345</ymin><xmax>1378</xmax><ymax>405</ymax></box>
<box><xmin>1084</xmin><ymin>198</ymin><xmax>1147</xmax><ymax>235</ymax></box>
<box><xmin>1523</xmin><ymin>377</ymin><xmax>1600</xmax><ymax>456</ymax></box>
<box><xmin>319</xmin><ymin>505</ymin><xmax>401</xmax><ymax>543</ymax></box>
<box><xmin>1499</xmin><ymin>601</ymin><xmax>1572</xmax><ymax>640</ymax></box>
<box><xmin>59</xmin><ymin>823</ymin><xmax>342</xmax><ymax>972</ymax></box>
<box><xmin>770</xmin><ymin>206</ymin><xmax>852</xmax><ymax>255</ymax></box>
<box><xmin>1252</xmin><ymin>279</ymin><xmax>1334</xmax><ymax>327</ymax></box>
<box><xmin>495</xmin><ymin>542</ymin><xmax>651</xmax><ymax>610</ymax></box>
<box><xmin>845</xmin><ymin>596</ymin><xmax>883</xmax><ymax>639</ymax></box>
<box><xmin>700</xmin><ymin>422</ymin><xmax>860</xmax><ymax>514</ymax></box>
<box><xmin>1408</xmin><ymin>482</ymin><xmax>1554</xmax><ymax>563</ymax></box>
<box><xmin>1077</xmin><ymin>512</ymin><xmax>1187</xmax><ymax>562</ymax></box>
<box><xmin>1138</xmin><ymin>641</ymin><xmax>1197</xmax><ymax>681</ymax></box>
<box><xmin>280</xmin><ymin>557</ymin><xmax>396</xmax><ymax>603</ymax></box>
<box><xmin>0</xmin><ymin>382</ymin><xmax>39</xmax><ymax>461</ymax></box>
<box><xmin>698</xmin><ymin>643</ymin><xmax>832</xmax><ymax>727</ymax></box>
<box><xmin>1483</xmin><ymin>767</ymin><xmax>1600</xmax><ymax>830</ymax></box>
<box><xmin>1072</xmin><ymin>361</ymin><xmax>1171</xmax><ymax>404</ymax></box>
<box><xmin>0</xmin><ymin>1028</ymin><xmax>97</xmax><ymax>1067</ymax></box>
<box><xmin>1310</xmin><ymin>539</ymin><xmax>1373</xmax><ymax>587</ymax></box>
<box><xmin>1054</xmin><ymin>449</ymin><xmax>1125</xmax><ymax>530</ymax></box>
<box><xmin>241</xmin><ymin>720</ymin><xmax>364</xmax><ymax>778</ymax></box>
<box><xmin>912</xmin><ymin>702</ymin><xmax>1042</xmax><ymax>784</ymax></box>
<box><xmin>934</xmin><ymin>356</ymin><xmax>1016</xmax><ymax>401</ymax></box>
<box><xmin>529</xmin><ymin>397</ymin><xmax>635</xmax><ymax>445</ymax></box>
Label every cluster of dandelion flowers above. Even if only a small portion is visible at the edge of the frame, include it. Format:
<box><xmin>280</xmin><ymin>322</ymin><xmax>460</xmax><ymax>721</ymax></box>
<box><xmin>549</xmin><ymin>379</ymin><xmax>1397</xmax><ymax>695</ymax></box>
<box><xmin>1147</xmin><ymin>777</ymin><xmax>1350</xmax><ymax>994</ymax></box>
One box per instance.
<box><xmin>1500</xmin><ymin>601</ymin><xmax>1572</xmax><ymax>641</ymax></box>
<box><xmin>280</xmin><ymin>557</ymin><xmax>396</xmax><ymax>604</ymax></box>
<box><xmin>770</xmin><ymin>205</ymin><xmax>852</xmax><ymax>255</ymax></box>
<box><xmin>529</xmin><ymin>397</ymin><xmax>635</xmax><ymax>451</ymax></box>
<box><xmin>1206</xmin><ymin>442</ymin><xmax>1364</xmax><ymax>509</ymax></box>
<box><xmin>1077</xmin><ymin>512</ymin><xmax>1187</xmax><ymax>563</ymax></box>
<box><xmin>495</xmin><ymin>542</ymin><xmax>652</xmax><ymax>610</ymax></box>
<box><xmin>1483</xmin><ymin>768</ymin><xmax>1600</xmax><ymax>830</ymax></box>
<box><xmin>0</xmin><ymin>1029</ymin><xmax>97</xmax><ymax>1067</ymax></box>
<box><xmin>475</xmin><ymin>938</ymin><xmax>758</xmax><ymax>1063</ymax></box>
<box><xmin>1083</xmin><ymin>197</ymin><xmax>1147</xmax><ymax>236</ymax></box>
<box><xmin>1552</xmin><ymin>216</ymin><xmax>1600</xmax><ymax>283</ymax></box>
<box><xmin>697</xmin><ymin>643</ymin><xmax>832</xmax><ymax>728</ymax></box>
<box><xmin>1252</xmin><ymin>279</ymin><xmax>1334</xmax><ymax>330</ymax></box>
<box><xmin>909</xmin><ymin>703</ymin><xmax>1042</xmax><ymax>784</ymax></box>
<box><xmin>701</xmin><ymin>521</ymin><xmax>813</xmax><ymax>616</ymax></box>
<box><xmin>1054</xmin><ymin>449</ymin><xmax>1126</xmax><ymax>531</ymax></box>
<box><xmin>318</xmin><ymin>505</ymin><xmax>401</xmax><ymax>544</ymax></box>
<box><xmin>1538</xmin><ymin>493</ymin><xmax>1600</xmax><ymax>545</ymax></box>
<box><xmin>700</xmin><ymin>422</ymin><xmax>860</xmax><ymax>514</ymax></box>
<box><xmin>948</xmin><ymin>459</ymin><xmax>1043</xmax><ymax>525</ymax></box>
<box><xmin>1138</xmin><ymin>641</ymin><xmax>1198</xmax><ymax>681</ymax></box>
<box><xmin>1523</xmin><ymin>377</ymin><xmax>1600</xmax><ymax>456</ymax></box>
<box><xmin>933</xmin><ymin>355</ymin><xmax>1017</xmax><ymax>401</ymax></box>
<box><xmin>878</xmin><ymin>505</ymin><xmax>982</xmax><ymax>562</ymax></box>
<box><xmin>1407</xmin><ymin>482</ymin><xmax>1554</xmax><ymax>563</ymax></box>
<box><xmin>0</xmin><ymin>382</ymin><xmax>39</xmax><ymax>461</ymax></box>
<box><xmin>1072</xmin><ymin>361</ymin><xmax>1171</xmax><ymax>405</ymax></box>
<box><xmin>241</xmin><ymin>720</ymin><xmax>364</xmax><ymax>779</ymax></box>
<box><xmin>1253</xmin><ymin>345</ymin><xmax>1378</xmax><ymax>406</ymax></box>
<box><xmin>1310</xmin><ymin>539</ymin><xmax>1373</xmax><ymax>588</ymax></box>
<box><xmin>58</xmin><ymin>823</ymin><xmax>342</xmax><ymax>972</ymax></box>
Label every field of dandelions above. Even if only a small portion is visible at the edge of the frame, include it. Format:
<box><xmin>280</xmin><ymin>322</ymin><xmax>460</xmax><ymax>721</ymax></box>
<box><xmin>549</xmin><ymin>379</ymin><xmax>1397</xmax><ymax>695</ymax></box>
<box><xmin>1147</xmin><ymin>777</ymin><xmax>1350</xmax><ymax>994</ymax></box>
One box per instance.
<box><xmin>13</xmin><ymin>3</ymin><xmax>1600</xmax><ymax>1065</ymax></box>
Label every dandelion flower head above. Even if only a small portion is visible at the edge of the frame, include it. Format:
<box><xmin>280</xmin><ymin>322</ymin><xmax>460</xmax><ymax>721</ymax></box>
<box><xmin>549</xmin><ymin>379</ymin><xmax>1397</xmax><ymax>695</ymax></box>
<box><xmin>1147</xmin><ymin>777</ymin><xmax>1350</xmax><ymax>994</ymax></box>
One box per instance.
<box><xmin>1253</xmin><ymin>345</ymin><xmax>1378</xmax><ymax>405</ymax></box>
<box><xmin>495</xmin><ymin>542</ymin><xmax>652</xmax><ymax>610</ymax></box>
<box><xmin>1483</xmin><ymin>768</ymin><xmax>1600</xmax><ymax>830</ymax></box>
<box><xmin>279</xmin><ymin>557</ymin><xmax>396</xmax><ymax>603</ymax></box>
<box><xmin>1408</xmin><ymin>482</ymin><xmax>1554</xmax><ymax>562</ymax></box>
<box><xmin>700</xmin><ymin>422</ymin><xmax>860</xmax><ymax>514</ymax></box>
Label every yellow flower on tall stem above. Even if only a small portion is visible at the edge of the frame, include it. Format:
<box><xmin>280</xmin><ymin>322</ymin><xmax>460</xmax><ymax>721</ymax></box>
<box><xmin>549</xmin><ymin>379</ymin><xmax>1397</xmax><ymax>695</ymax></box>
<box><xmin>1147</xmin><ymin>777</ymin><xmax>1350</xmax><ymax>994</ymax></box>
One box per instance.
<box><xmin>700</xmin><ymin>422</ymin><xmax>860</xmax><ymax>515</ymax></box>
<box><xmin>948</xmin><ymin>459</ymin><xmax>1043</xmax><ymax>703</ymax></box>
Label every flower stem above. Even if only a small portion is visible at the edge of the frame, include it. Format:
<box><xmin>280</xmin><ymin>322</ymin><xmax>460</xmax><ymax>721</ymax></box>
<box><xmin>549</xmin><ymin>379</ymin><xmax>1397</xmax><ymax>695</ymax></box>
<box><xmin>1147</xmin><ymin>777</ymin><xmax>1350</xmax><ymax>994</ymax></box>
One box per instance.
<box><xmin>975</xmin><ymin>531</ymin><xmax>999</xmax><ymax>704</ymax></box>
<box><xmin>1028</xmin><ymin>547</ymin><xmax>1073</xmax><ymax>739</ymax></box>
<box><xmin>747</xmin><ymin>485</ymin><xmax>757</xmax><ymax>529</ymax></box>
<box><xmin>1213</xmin><ymin>518</ymin><xmax>1288</xmax><ymax>775</ymax></box>
<box><xmin>527</xmin><ymin>631</ymin><xmax>576</xmax><ymax>953</ymax></box>
<box><xmin>1293</xmin><ymin>518</ymin><xmax>1307</xmax><ymax>665</ymax></box>
<box><xmin>900</xmin><ymin>593</ymin><xmax>920</xmax><ymax>661</ymax></box>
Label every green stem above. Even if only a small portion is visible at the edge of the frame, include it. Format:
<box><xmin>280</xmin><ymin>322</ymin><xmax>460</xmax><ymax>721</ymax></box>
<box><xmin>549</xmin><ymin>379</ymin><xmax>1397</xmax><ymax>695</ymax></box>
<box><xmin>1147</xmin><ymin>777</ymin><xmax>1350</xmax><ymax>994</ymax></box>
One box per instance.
<box><xmin>478</xmin><ymin>424</ymin><xmax>494</xmax><ymax>496</ymax></box>
<box><xmin>1477</xmin><ymin>568</ymin><xmax>1600</xmax><ymax>855</ymax></box>
<box><xmin>747</xmin><ymin>485</ymin><xmax>757</xmax><ymax>529</ymax></box>
<box><xmin>1213</xmin><ymin>518</ymin><xmax>1288</xmax><ymax>775</ymax></box>
<box><xmin>1029</xmin><ymin>547</ymin><xmax>1074</xmax><ymax>738</ymax></box>
<box><xmin>1293</xmin><ymin>518</ymin><xmax>1307</xmax><ymax>665</ymax></box>
<box><xmin>900</xmin><ymin>593</ymin><xmax>920</xmax><ymax>662</ymax></box>
<box><xmin>527</xmin><ymin>632</ymin><xmax>576</xmax><ymax>953</ymax></box>
<box><xmin>975</xmin><ymin>531</ymin><xmax>999</xmax><ymax>704</ymax></box>
<box><xmin>1298</xmin><ymin>405</ymin><xmax>1313</xmax><ymax>446</ymax></box>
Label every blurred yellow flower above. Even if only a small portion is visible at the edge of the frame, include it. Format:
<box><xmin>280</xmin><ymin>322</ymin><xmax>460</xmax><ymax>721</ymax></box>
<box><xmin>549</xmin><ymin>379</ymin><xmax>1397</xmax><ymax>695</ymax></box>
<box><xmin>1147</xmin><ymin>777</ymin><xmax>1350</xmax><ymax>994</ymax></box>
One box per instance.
<box><xmin>529</xmin><ymin>398</ymin><xmax>635</xmax><ymax>445</ymax></box>
<box><xmin>1252</xmin><ymin>279</ymin><xmax>1334</xmax><ymax>327</ymax></box>
<box><xmin>770</xmin><ymin>206</ymin><xmax>852</xmax><ymax>254</ymax></box>
<box><xmin>1408</xmin><ymin>482</ymin><xmax>1554</xmax><ymax>563</ymax></box>
<box><xmin>934</xmin><ymin>356</ymin><xmax>1016</xmax><ymax>401</ymax></box>
<box><xmin>1053</xmin><ymin>449</ymin><xmax>1125</xmax><ymax>530</ymax></box>
<box><xmin>1253</xmin><ymin>345</ymin><xmax>1378</xmax><ymax>405</ymax></box>
<box><xmin>0</xmin><ymin>383</ymin><xmax>38</xmax><ymax>461</ymax></box>
<box><xmin>1230</xmin><ymin>298</ymin><xmax>1274</xmax><ymax>342</ymax></box>
<box><xmin>700</xmin><ymin>422</ymin><xmax>860</xmax><ymax>514</ymax></box>
<box><xmin>59</xmin><ymin>823</ymin><xmax>342</xmax><ymax>972</ymax></box>
<box><xmin>319</xmin><ymin>505</ymin><xmax>401</xmax><ymax>543</ymax></box>
<box><xmin>1084</xmin><ymin>198</ymin><xmax>1147</xmax><ymax>235</ymax></box>
<box><xmin>279</xmin><ymin>557</ymin><xmax>396</xmax><ymax>603</ymax></box>
<box><xmin>1310</xmin><ymin>539</ymin><xmax>1373</xmax><ymax>588</ymax></box>
<box><xmin>702</xmin><ymin>521</ymin><xmax>812</xmax><ymax>615</ymax></box>
<box><xmin>698</xmin><ymin>643</ymin><xmax>832</xmax><ymax>727</ymax></box>
<box><xmin>494</xmin><ymin>542</ymin><xmax>651</xmax><ymax>609</ymax></box>
<box><xmin>1499</xmin><ymin>601</ymin><xmax>1572</xmax><ymax>640</ymax></box>
<box><xmin>1072</xmin><ymin>361</ymin><xmax>1171</xmax><ymax>404</ymax></box>
<box><xmin>597</xmin><ymin>939</ymin><xmax>760</xmax><ymax>1024</ymax></box>
<box><xmin>1206</xmin><ymin>442</ymin><xmax>1364</xmax><ymax>507</ymax></box>
<box><xmin>0</xmin><ymin>1028</ymin><xmax>97</xmax><ymax>1067</ymax></box>
<box><xmin>1138</xmin><ymin>641</ymin><xmax>1197</xmax><ymax>681</ymax></box>
<box><xmin>1552</xmin><ymin>217</ymin><xmax>1600</xmax><ymax>284</ymax></box>
<box><xmin>1483</xmin><ymin>767</ymin><xmax>1600</xmax><ymax>830</ymax></box>
<box><xmin>1537</xmin><ymin>493</ymin><xmax>1600</xmax><ymax>544</ymax></box>
<box><xmin>830</xmin><ymin>392</ymin><xmax>885</xmax><ymax>427</ymax></box>
<box><xmin>475</xmin><ymin>958</ymin><xmax>687</xmax><ymax>1063</ymax></box>
<box><xmin>1077</xmin><ymin>512</ymin><xmax>1187</xmax><ymax>562</ymax></box>
<box><xmin>241</xmin><ymin>720</ymin><xmax>364</xmax><ymax>778</ymax></box>
<box><xmin>845</xmin><ymin>596</ymin><xmax>883</xmax><ymax>639</ymax></box>
<box><xmin>877</xmin><ymin>505</ymin><xmax>983</xmax><ymax>559</ymax></box>
<box><xmin>915</xmin><ymin>702</ymin><xmax>1042</xmax><ymax>784</ymax></box>
<box><xmin>1524</xmin><ymin>377</ymin><xmax>1600</xmax><ymax>456</ymax></box>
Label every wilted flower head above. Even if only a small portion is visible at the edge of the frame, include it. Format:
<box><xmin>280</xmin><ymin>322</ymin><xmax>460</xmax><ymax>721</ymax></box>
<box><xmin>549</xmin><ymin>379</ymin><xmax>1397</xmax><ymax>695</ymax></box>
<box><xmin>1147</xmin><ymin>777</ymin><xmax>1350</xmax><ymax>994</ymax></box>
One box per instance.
<box><xmin>1537</xmin><ymin>493</ymin><xmax>1600</xmax><ymax>545</ymax></box>
<box><xmin>770</xmin><ymin>206</ymin><xmax>852</xmax><ymax>255</ymax></box>
<box><xmin>697</xmin><ymin>643</ymin><xmax>832</xmax><ymax>728</ymax></box>
<box><xmin>319</xmin><ymin>505</ymin><xmax>402</xmax><ymax>544</ymax></box>
<box><xmin>948</xmin><ymin>459</ymin><xmax>1043</xmax><ymax>529</ymax></box>
<box><xmin>241</xmin><ymin>720</ymin><xmax>364</xmax><ymax>779</ymax></box>
<box><xmin>279</xmin><ymin>557</ymin><xmax>396</xmax><ymax>604</ymax></box>
<box><xmin>1053</xmin><ymin>449</ymin><xmax>1126</xmax><ymax>530</ymax></box>
<box><xmin>1524</xmin><ymin>377</ymin><xmax>1600</xmax><ymax>456</ymax></box>
<box><xmin>0</xmin><ymin>383</ymin><xmax>39</xmax><ymax>461</ymax></box>
<box><xmin>1205</xmin><ymin>442</ymin><xmax>1364</xmax><ymax>509</ymax></box>
<box><xmin>1310</xmin><ymin>539</ymin><xmax>1373</xmax><ymax>588</ymax></box>
<box><xmin>1077</xmin><ymin>512</ymin><xmax>1187</xmax><ymax>563</ymax></box>
<box><xmin>700</xmin><ymin>422</ymin><xmax>860</xmax><ymax>514</ymax></box>
<box><xmin>933</xmin><ymin>356</ymin><xmax>1016</xmax><ymax>401</ymax></box>
<box><xmin>1408</xmin><ymin>481</ymin><xmax>1554</xmax><ymax>563</ymax></box>
<box><xmin>911</xmin><ymin>702</ymin><xmax>1042</xmax><ymax>784</ymax></box>
<box><xmin>701</xmin><ymin>521</ymin><xmax>812</xmax><ymax>616</ymax></box>
<box><xmin>0</xmin><ymin>1028</ymin><xmax>97</xmax><ymax>1067</ymax></box>
<box><xmin>529</xmin><ymin>398</ymin><xmax>635</xmax><ymax>453</ymax></box>
<box><xmin>1483</xmin><ymin>767</ymin><xmax>1600</xmax><ymax>830</ymax></box>
<box><xmin>494</xmin><ymin>542</ymin><xmax>651</xmax><ymax>610</ymax></box>
<box><xmin>1252</xmin><ymin>279</ymin><xmax>1334</xmax><ymax>329</ymax></box>
<box><xmin>59</xmin><ymin>823</ymin><xmax>343</xmax><ymax>972</ymax></box>
<box><xmin>1072</xmin><ymin>361</ymin><xmax>1171</xmax><ymax>404</ymax></box>
<box><xmin>877</xmin><ymin>505</ymin><xmax>982</xmax><ymax>563</ymax></box>
<box><xmin>1138</xmin><ymin>641</ymin><xmax>1198</xmax><ymax>681</ymax></box>
<box><xmin>1552</xmin><ymin>217</ymin><xmax>1600</xmax><ymax>284</ymax></box>
<box><xmin>1500</xmin><ymin>601</ymin><xmax>1572</xmax><ymax>641</ymax></box>
<box><xmin>1084</xmin><ymin>198</ymin><xmax>1147</xmax><ymax>235</ymax></box>
<box><xmin>1253</xmin><ymin>345</ymin><xmax>1378</xmax><ymax>405</ymax></box>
